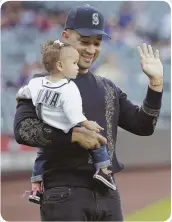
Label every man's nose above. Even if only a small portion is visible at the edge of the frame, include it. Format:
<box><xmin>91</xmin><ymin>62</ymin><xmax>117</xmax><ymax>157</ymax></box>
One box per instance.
<box><xmin>85</xmin><ymin>45</ymin><xmax>96</xmax><ymax>54</ymax></box>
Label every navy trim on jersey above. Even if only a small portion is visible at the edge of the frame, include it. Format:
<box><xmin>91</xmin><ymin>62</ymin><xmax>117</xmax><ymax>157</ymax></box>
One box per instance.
<box><xmin>42</xmin><ymin>79</ymin><xmax>71</xmax><ymax>89</ymax></box>
<box><xmin>33</xmin><ymin>72</ymin><xmax>49</xmax><ymax>78</ymax></box>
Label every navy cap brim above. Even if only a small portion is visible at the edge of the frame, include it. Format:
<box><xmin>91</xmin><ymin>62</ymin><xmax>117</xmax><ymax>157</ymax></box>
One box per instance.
<box><xmin>75</xmin><ymin>28</ymin><xmax>111</xmax><ymax>39</ymax></box>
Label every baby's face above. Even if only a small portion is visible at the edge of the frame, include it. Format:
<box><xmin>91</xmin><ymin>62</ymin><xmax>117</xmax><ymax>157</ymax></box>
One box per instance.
<box><xmin>60</xmin><ymin>47</ymin><xmax>79</xmax><ymax>79</ymax></box>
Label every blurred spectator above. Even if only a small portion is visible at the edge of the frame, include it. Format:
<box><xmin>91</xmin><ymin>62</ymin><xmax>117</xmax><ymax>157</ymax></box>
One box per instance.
<box><xmin>95</xmin><ymin>54</ymin><xmax>127</xmax><ymax>86</ymax></box>
<box><xmin>20</xmin><ymin>8</ymin><xmax>36</xmax><ymax>26</ymax></box>
<box><xmin>104</xmin><ymin>16</ymin><xmax>118</xmax><ymax>40</ymax></box>
<box><xmin>133</xmin><ymin>2</ymin><xmax>152</xmax><ymax>36</ymax></box>
<box><xmin>1</xmin><ymin>2</ymin><xmax>22</xmax><ymax>29</ymax></box>
<box><xmin>110</xmin><ymin>2</ymin><xmax>142</xmax><ymax>48</ymax></box>
<box><xmin>33</xmin><ymin>10</ymin><xmax>50</xmax><ymax>32</ymax></box>
<box><xmin>158</xmin><ymin>12</ymin><xmax>171</xmax><ymax>41</ymax></box>
<box><xmin>153</xmin><ymin>12</ymin><xmax>171</xmax><ymax>63</ymax></box>
<box><xmin>56</xmin><ymin>10</ymin><xmax>67</xmax><ymax>28</ymax></box>
<box><xmin>117</xmin><ymin>2</ymin><xmax>135</xmax><ymax>30</ymax></box>
<box><xmin>17</xmin><ymin>62</ymin><xmax>44</xmax><ymax>87</ymax></box>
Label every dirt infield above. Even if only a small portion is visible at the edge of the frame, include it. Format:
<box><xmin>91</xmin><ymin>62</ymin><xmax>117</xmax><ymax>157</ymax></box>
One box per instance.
<box><xmin>1</xmin><ymin>168</ymin><xmax>170</xmax><ymax>221</ymax></box>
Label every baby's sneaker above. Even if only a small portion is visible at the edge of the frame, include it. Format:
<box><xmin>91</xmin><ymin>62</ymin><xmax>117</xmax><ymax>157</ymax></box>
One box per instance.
<box><xmin>93</xmin><ymin>169</ymin><xmax>116</xmax><ymax>190</ymax></box>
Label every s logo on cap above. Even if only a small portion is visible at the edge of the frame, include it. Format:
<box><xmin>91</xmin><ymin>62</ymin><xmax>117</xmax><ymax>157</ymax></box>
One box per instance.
<box><xmin>92</xmin><ymin>13</ymin><xmax>99</xmax><ymax>26</ymax></box>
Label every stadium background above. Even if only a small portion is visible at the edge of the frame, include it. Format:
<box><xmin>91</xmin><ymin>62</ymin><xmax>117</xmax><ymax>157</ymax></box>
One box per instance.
<box><xmin>1</xmin><ymin>1</ymin><xmax>171</xmax><ymax>221</ymax></box>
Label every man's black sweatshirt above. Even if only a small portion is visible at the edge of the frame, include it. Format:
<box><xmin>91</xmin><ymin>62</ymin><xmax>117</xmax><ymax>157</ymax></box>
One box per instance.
<box><xmin>14</xmin><ymin>71</ymin><xmax>162</xmax><ymax>189</ymax></box>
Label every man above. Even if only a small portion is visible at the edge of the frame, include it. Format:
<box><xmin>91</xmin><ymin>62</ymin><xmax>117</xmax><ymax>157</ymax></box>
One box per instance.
<box><xmin>14</xmin><ymin>4</ymin><xmax>163</xmax><ymax>221</ymax></box>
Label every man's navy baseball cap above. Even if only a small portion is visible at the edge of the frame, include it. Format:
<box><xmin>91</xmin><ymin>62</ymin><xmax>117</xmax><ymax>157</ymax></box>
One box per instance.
<box><xmin>64</xmin><ymin>4</ymin><xmax>110</xmax><ymax>38</ymax></box>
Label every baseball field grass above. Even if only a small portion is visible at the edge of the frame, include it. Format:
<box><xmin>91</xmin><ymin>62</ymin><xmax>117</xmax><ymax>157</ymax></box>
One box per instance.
<box><xmin>125</xmin><ymin>198</ymin><xmax>171</xmax><ymax>221</ymax></box>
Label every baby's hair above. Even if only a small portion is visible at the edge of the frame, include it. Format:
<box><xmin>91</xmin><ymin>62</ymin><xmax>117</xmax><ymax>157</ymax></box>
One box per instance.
<box><xmin>41</xmin><ymin>39</ymin><xmax>70</xmax><ymax>72</ymax></box>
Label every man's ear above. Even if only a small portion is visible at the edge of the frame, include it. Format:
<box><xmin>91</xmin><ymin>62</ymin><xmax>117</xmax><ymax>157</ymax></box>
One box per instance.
<box><xmin>61</xmin><ymin>31</ymin><xmax>69</xmax><ymax>41</ymax></box>
<box><xmin>56</xmin><ymin>61</ymin><xmax>63</xmax><ymax>72</ymax></box>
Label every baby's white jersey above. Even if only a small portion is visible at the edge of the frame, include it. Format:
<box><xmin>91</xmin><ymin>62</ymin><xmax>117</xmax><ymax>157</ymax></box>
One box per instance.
<box><xmin>18</xmin><ymin>77</ymin><xmax>87</xmax><ymax>133</ymax></box>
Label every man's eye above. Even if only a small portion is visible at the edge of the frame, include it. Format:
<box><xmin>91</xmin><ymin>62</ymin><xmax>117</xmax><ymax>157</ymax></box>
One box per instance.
<box><xmin>95</xmin><ymin>43</ymin><xmax>100</xmax><ymax>47</ymax></box>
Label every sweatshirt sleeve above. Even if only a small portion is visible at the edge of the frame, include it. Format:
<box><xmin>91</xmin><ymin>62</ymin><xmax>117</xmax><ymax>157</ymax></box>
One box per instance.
<box><xmin>13</xmin><ymin>99</ymin><xmax>73</xmax><ymax>149</ymax></box>
<box><xmin>118</xmin><ymin>86</ymin><xmax>162</xmax><ymax>136</ymax></box>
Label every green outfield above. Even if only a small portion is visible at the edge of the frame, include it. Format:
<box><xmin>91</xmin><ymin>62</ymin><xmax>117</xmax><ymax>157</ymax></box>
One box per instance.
<box><xmin>125</xmin><ymin>198</ymin><xmax>171</xmax><ymax>221</ymax></box>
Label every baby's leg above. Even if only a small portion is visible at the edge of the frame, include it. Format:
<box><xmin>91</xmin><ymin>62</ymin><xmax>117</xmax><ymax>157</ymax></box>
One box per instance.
<box><xmin>91</xmin><ymin>145</ymin><xmax>111</xmax><ymax>172</ymax></box>
<box><xmin>29</xmin><ymin>149</ymin><xmax>45</xmax><ymax>204</ymax></box>
<box><xmin>91</xmin><ymin>146</ymin><xmax>116</xmax><ymax>190</ymax></box>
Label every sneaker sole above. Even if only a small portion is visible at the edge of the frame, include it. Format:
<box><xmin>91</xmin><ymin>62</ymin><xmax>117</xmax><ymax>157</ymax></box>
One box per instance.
<box><xmin>29</xmin><ymin>195</ymin><xmax>40</xmax><ymax>204</ymax></box>
<box><xmin>93</xmin><ymin>174</ymin><xmax>116</xmax><ymax>191</ymax></box>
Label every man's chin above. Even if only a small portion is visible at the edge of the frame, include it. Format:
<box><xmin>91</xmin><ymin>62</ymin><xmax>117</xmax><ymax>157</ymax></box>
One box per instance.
<box><xmin>79</xmin><ymin>62</ymin><xmax>92</xmax><ymax>70</ymax></box>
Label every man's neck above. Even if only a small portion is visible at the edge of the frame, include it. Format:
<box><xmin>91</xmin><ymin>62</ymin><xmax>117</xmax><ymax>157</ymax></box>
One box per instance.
<box><xmin>79</xmin><ymin>68</ymin><xmax>89</xmax><ymax>74</ymax></box>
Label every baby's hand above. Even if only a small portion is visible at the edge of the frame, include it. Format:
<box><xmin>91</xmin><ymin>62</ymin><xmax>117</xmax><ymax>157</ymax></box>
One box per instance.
<box><xmin>82</xmin><ymin>121</ymin><xmax>104</xmax><ymax>133</ymax></box>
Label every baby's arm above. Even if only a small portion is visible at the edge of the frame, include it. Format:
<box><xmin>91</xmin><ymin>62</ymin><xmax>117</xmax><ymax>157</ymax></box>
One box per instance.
<box><xmin>16</xmin><ymin>85</ymin><xmax>32</xmax><ymax>102</ymax></box>
<box><xmin>16</xmin><ymin>78</ymin><xmax>40</xmax><ymax>105</ymax></box>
